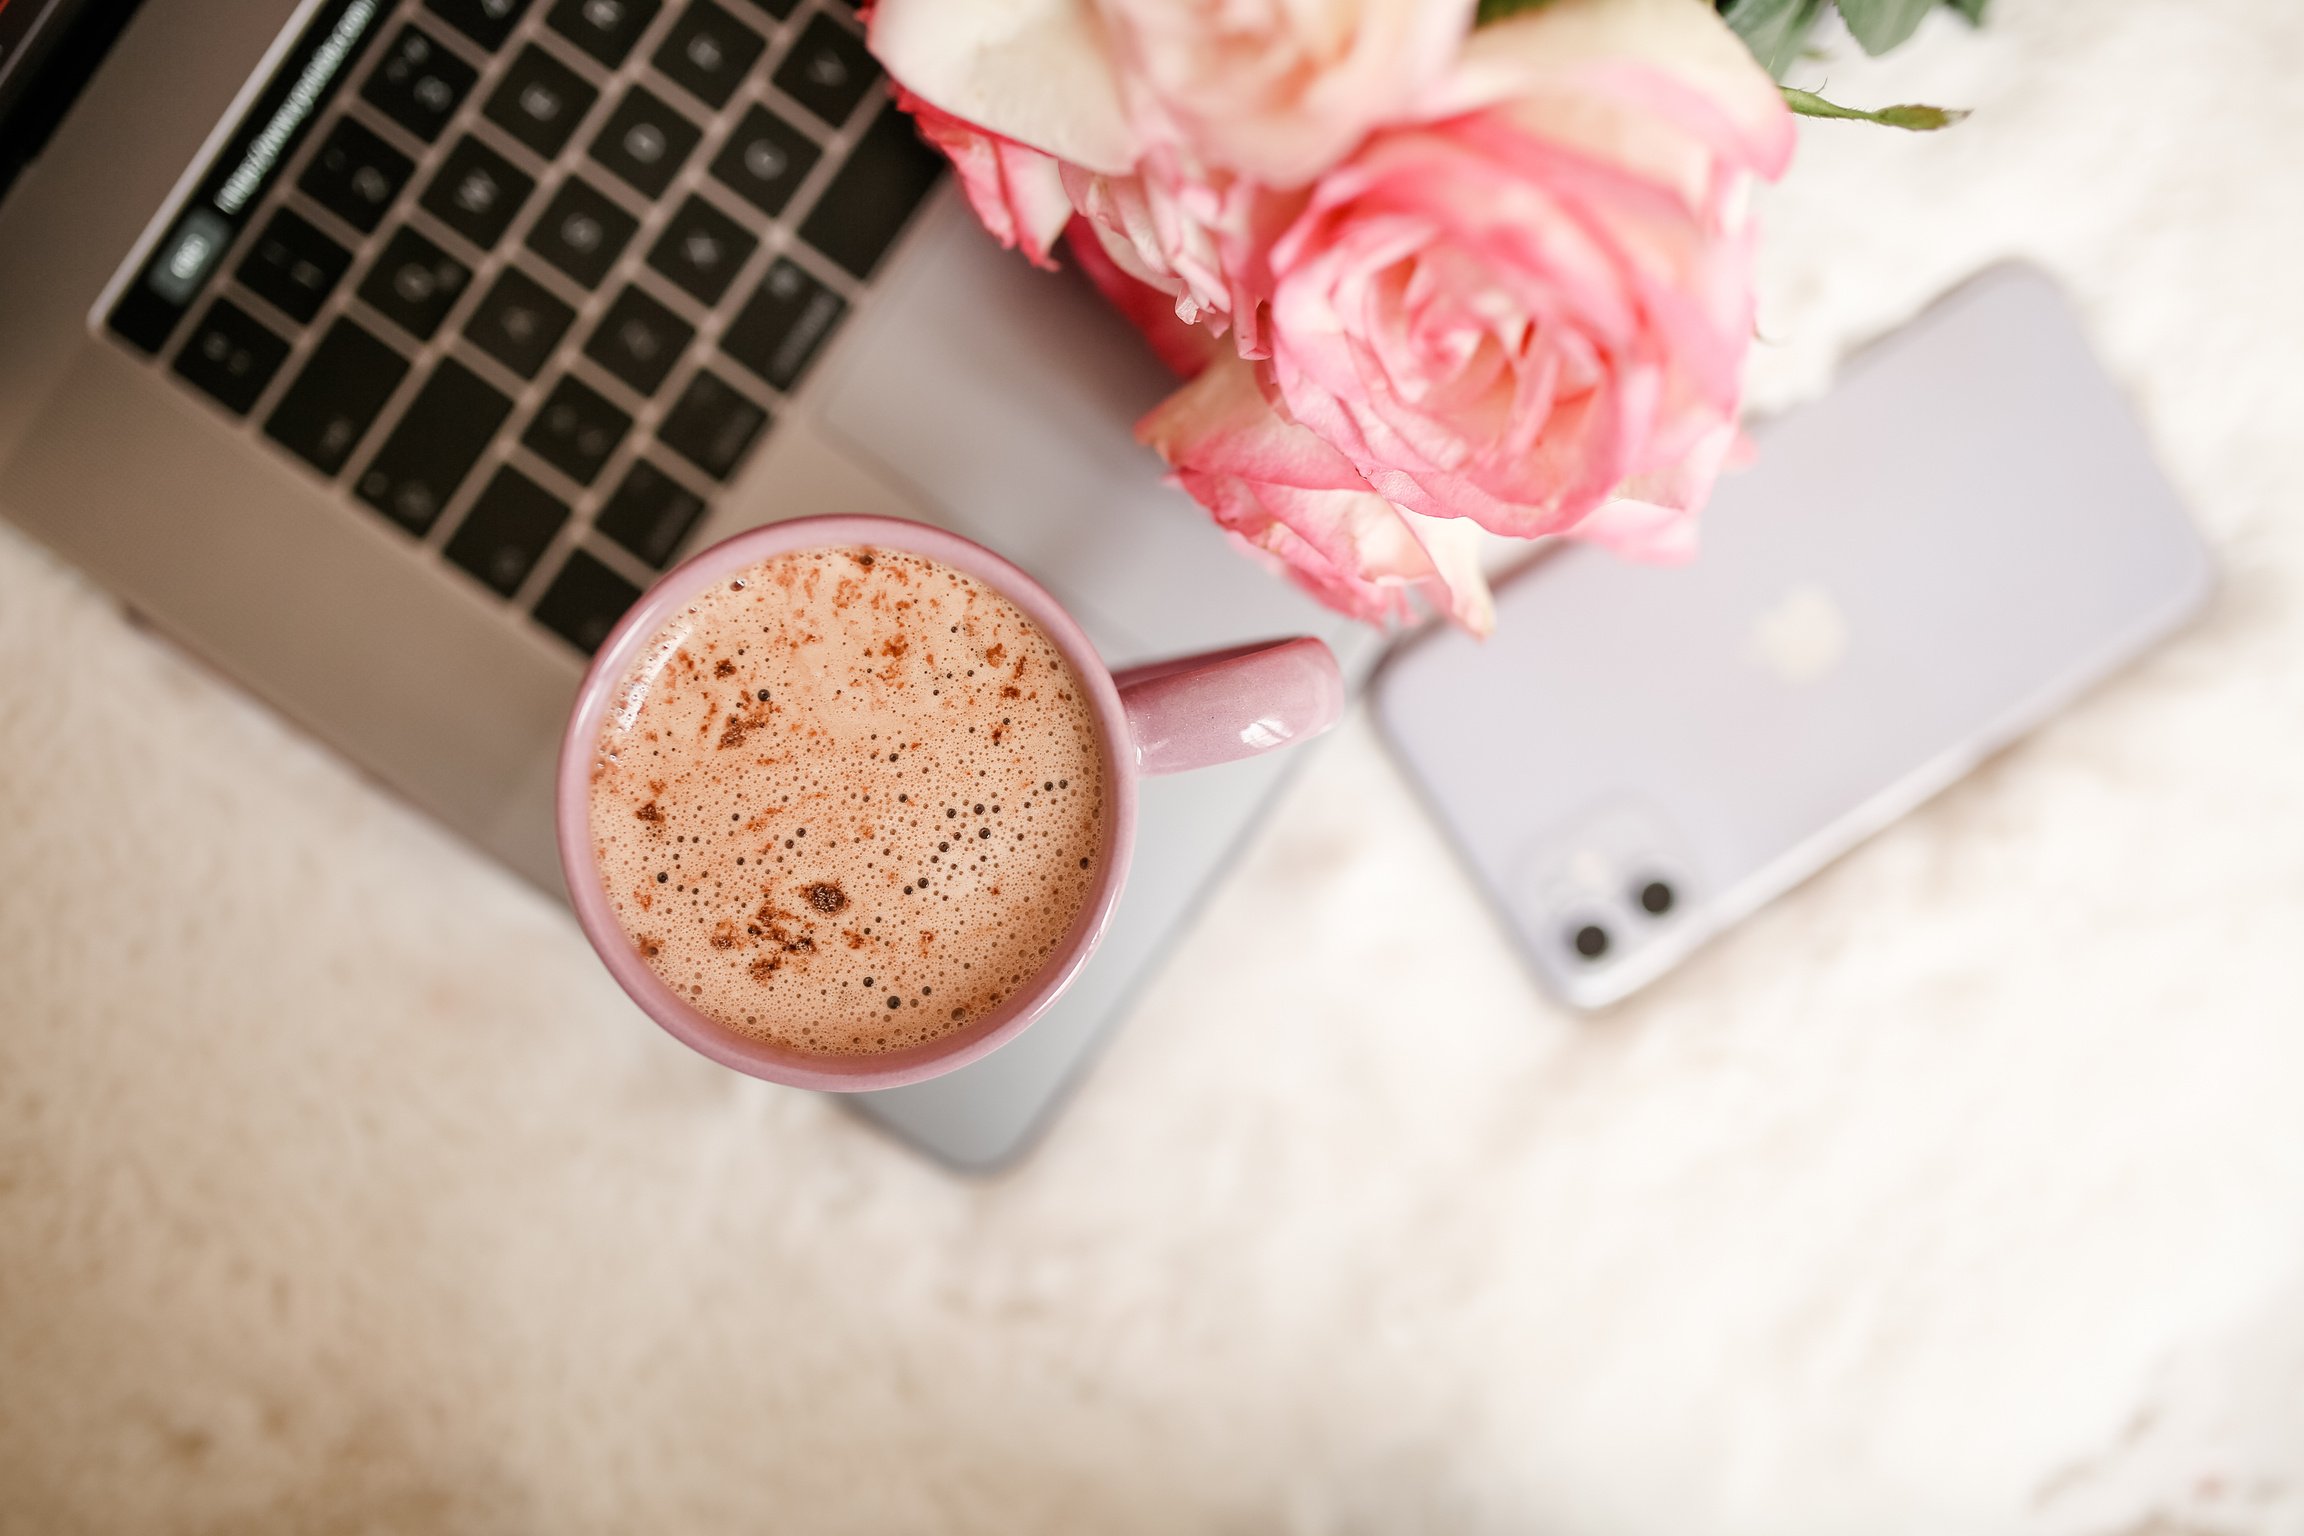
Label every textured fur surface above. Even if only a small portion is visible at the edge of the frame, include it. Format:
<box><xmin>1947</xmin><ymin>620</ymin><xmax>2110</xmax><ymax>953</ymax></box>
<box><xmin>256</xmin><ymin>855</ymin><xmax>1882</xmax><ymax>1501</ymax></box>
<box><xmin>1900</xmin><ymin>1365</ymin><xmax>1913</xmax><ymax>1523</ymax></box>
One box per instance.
<box><xmin>3</xmin><ymin>1</ymin><xmax>2301</xmax><ymax>1530</ymax></box>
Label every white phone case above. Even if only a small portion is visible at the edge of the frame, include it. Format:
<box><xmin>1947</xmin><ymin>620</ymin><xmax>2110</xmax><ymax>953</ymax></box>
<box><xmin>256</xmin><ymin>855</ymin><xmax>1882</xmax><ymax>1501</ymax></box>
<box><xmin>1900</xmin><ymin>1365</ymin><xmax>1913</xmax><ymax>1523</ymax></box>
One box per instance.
<box><xmin>1372</xmin><ymin>265</ymin><xmax>2214</xmax><ymax>1008</ymax></box>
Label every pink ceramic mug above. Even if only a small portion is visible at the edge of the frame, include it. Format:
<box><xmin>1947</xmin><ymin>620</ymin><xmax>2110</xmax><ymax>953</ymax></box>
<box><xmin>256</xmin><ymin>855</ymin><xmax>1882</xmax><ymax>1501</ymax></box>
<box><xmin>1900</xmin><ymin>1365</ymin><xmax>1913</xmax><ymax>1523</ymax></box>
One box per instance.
<box><xmin>557</xmin><ymin>515</ymin><xmax>1344</xmax><ymax>1092</ymax></box>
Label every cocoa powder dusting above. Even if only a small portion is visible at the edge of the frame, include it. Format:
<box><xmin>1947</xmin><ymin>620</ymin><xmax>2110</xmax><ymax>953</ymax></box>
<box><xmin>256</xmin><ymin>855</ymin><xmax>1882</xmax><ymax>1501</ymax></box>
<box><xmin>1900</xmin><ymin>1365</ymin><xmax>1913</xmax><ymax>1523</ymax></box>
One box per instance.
<box><xmin>587</xmin><ymin>546</ymin><xmax>1107</xmax><ymax>1057</ymax></box>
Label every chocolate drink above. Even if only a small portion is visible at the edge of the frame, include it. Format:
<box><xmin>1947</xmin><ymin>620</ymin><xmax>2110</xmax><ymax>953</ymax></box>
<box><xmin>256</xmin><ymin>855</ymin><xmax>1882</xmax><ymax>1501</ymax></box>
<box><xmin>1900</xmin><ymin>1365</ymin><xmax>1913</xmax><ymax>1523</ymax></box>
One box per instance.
<box><xmin>587</xmin><ymin>547</ymin><xmax>1108</xmax><ymax>1055</ymax></box>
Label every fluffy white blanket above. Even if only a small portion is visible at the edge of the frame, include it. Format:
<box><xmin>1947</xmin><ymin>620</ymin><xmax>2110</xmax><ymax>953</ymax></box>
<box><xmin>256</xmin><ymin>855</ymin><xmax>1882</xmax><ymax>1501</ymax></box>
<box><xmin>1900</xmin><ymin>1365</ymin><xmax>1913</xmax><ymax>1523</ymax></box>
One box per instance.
<box><xmin>4</xmin><ymin>1</ymin><xmax>2300</xmax><ymax>1530</ymax></box>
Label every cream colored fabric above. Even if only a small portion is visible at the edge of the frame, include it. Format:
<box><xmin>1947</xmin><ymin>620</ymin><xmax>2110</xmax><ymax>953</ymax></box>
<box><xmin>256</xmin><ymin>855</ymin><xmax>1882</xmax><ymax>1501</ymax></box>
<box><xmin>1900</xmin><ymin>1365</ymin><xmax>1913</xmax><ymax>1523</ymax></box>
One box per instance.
<box><xmin>4</xmin><ymin>2</ymin><xmax>2302</xmax><ymax>1530</ymax></box>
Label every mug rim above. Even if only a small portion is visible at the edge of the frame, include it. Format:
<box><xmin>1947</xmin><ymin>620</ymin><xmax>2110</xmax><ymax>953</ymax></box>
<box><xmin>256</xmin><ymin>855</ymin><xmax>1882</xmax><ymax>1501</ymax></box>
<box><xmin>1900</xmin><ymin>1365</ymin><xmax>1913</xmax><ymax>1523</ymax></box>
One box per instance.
<box><xmin>554</xmin><ymin>515</ymin><xmax>1139</xmax><ymax>1092</ymax></box>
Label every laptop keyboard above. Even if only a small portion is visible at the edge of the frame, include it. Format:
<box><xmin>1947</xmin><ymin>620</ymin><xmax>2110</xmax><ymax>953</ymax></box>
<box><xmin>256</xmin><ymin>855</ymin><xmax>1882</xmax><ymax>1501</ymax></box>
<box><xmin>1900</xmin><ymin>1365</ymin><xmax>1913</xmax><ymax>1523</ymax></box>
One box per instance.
<box><xmin>108</xmin><ymin>0</ymin><xmax>939</xmax><ymax>658</ymax></box>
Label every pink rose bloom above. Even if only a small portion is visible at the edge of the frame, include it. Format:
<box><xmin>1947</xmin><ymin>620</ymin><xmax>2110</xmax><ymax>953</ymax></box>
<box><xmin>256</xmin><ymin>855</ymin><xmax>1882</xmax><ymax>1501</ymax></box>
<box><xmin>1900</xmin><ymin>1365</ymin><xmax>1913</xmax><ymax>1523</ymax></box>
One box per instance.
<box><xmin>870</xmin><ymin>0</ymin><xmax>1249</xmax><ymax>328</ymax></box>
<box><xmin>1092</xmin><ymin>0</ymin><xmax>1478</xmax><ymax>188</ymax></box>
<box><xmin>1139</xmin><ymin>352</ymin><xmax>1492</xmax><ymax>632</ymax></box>
<box><xmin>874</xmin><ymin>0</ymin><xmax>1470</xmax><ymax>342</ymax></box>
<box><xmin>1261</xmin><ymin>0</ymin><xmax>1796</xmax><ymax>551</ymax></box>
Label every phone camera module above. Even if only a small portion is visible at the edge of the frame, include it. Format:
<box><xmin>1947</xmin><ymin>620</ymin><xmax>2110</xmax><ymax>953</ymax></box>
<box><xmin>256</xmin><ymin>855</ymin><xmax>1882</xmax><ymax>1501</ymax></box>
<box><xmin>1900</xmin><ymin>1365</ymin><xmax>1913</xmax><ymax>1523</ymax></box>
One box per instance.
<box><xmin>1636</xmin><ymin>879</ymin><xmax>1677</xmax><ymax>917</ymax></box>
<box><xmin>1569</xmin><ymin>922</ymin><xmax>1611</xmax><ymax>961</ymax></box>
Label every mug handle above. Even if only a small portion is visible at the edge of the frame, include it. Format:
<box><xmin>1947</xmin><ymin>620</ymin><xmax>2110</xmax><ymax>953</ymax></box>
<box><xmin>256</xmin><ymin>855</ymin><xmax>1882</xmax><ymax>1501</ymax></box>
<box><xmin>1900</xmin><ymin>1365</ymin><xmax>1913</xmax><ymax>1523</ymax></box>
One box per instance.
<box><xmin>1112</xmin><ymin>637</ymin><xmax>1345</xmax><ymax>775</ymax></box>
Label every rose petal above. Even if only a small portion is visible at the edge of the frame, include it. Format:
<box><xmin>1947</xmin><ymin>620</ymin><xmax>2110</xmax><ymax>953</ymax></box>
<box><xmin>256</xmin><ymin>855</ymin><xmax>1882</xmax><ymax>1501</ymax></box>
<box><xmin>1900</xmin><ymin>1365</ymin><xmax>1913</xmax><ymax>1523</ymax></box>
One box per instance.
<box><xmin>901</xmin><ymin>92</ymin><xmax>1073</xmax><ymax>268</ymax></box>
<box><xmin>1430</xmin><ymin>0</ymin><xmax>1796</xmax><ymax>179</ymax></box>
<box><xmin>1140</xmin><ymin>353</ymin><xmax>1494</xmax><ymax>629</ymax></box>
<box><xmin>869</xmin><ymin>0</ymin><xmax>1138</xmax><ymax>174</ymax></box>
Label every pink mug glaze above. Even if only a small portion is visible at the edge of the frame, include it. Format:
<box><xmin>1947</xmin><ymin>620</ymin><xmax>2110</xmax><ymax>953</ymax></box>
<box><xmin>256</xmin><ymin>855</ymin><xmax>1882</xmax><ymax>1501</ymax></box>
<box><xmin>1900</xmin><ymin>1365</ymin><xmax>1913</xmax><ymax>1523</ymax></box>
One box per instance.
<box><xmin>557</xmin><ymin>515</ymin><xmax>1344</xmax><ymax>1091</ymax></box>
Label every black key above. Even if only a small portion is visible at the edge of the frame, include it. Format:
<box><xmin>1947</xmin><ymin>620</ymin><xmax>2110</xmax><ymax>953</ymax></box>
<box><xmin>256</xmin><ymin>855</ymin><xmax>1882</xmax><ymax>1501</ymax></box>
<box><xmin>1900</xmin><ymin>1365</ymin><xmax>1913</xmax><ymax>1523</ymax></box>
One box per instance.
<box><xmin>583</xmin><ymin>284</ymin><xmax>694</xmax><ymax>396</ymax></box>
<box><xmin>483</xmin><ymin>43</ymin><xmax>599</xmax><ymax>158</ymax></box>
<box><xmin>236</xmin><ymin>208</ymin><xmax>351</xmax><ymax>324</ymax></box>
<box><xmin>547</xmin><ymin>0</ymin><xmax>662</xmax><ymax>67</ymax></box>
<box><xmin>464</xmin><ymin>265</ymin><xmax>576</xmax><ymax>377</ymax></box>
<box><xmin>524</xmin><ymin>177</ymin><xmax>639</xmax><ymax>287</ymax></box>
<box><xmin>588</xmin><ymin>85</ymin><xmax>700</xmax><ymax>198</ymax></box>
<box><xmin>646</xmin><ymin>195</ymin><xmax>756</xmax><ymax>305</ymax></box>
<box><xmin>355</xmin><ymin>360</ymin><xmax>514</xmax><ymax>534</ymax></box>
<box><xmin>523</xmin><ymin>374</ymin><xmax>630</xmax><ymax>483</ymax></box>
<box><xmin>739</xmin><ymin>0</ymin><xmax>793</xmax><ymax>19</ymax></box>
<box><xmin>445</xmin><ymin>466</ymin><xmax>569</xmax><ymax>594</ymax></box>
<box><xmin>596</xmin><ymin>458</ymin><xmax>705</xmax><ymax>567</ymax></box>
<box><xmin>172</xmin><ymin>299</ymin><xmax>290</xmax><ymax>415</ymax></box>
<box><xmin>532</xmin><ymin>548</ymin><xmax>639</xmax><ymax>654</ymax></box>
<box><xmin>297</xmin><ymin>117</ymin><xmax>412</xmax><ymax>234</ymax></box>
<box><xmin>360</xmin><ymin>24</ymin><xmax>476</xmax><ymax>143</ymax></box>
<box><xmin>652</xmin><ymin>1</ymin><xmax>762</xmax><ymax>110</ymax></box>
<box><xmin>772</xmin><ymin>13</ymin><xmax>876</xmax><ymax>127</ymax></box>
<box><xmin>357</xmin><ymin>226</ymin><xmax>472</xmax><ymax>340</ymax></box>
<box><xmin>797</xmin><ymin>102</ymin><xmax>941</xmax><ymax>279</ymax></box>
<box><xmin>720</xmin><ymin>257</ymin><xmax>844</xmax><ymax>392</ymax></box>
<box><xmin>424</xmin><ymin>0</ymin><xmax>531</xmax><ymax>51</ymax></box>
<box><xmin>709</xmin><ymin>104</ymin><xmax>818</xmax><ymax>218</ymax></box>
<box><xmin>419</xmin><ymin>136</ymin><xmax>536</xmax><ymax>249</ymax></box>
<box><xmin>264</xmin><ymin>318</ymin><xmax>410</xmax><ymax>475</ymax></box>
<box><xmin>657</xmin><ymin>368</ymin><xmax>764</xmax><ymax>480</ymax></box>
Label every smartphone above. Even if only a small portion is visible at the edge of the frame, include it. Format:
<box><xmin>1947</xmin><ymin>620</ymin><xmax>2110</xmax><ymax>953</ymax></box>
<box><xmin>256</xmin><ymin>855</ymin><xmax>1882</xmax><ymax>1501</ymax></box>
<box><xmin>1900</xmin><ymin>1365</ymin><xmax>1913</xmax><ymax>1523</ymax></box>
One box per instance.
<box><xmin>1372</xmin><ymin>265</ymin><xmax>2214</xmax><ymax>1009</ymax></box>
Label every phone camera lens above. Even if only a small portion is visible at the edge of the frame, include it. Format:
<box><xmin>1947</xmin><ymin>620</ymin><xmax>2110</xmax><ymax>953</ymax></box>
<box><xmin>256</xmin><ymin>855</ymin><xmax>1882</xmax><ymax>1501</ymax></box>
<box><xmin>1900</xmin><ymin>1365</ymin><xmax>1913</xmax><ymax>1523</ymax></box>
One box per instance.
<box><xmin>1570</xmin><ymin>923</ymin><xmax>1610</xmax><ymax>961</ymax></box>
<box><xmin>1637</xmin><ymin>879</ymin><xmax>1676</xmax><ymax>916</ymax></box>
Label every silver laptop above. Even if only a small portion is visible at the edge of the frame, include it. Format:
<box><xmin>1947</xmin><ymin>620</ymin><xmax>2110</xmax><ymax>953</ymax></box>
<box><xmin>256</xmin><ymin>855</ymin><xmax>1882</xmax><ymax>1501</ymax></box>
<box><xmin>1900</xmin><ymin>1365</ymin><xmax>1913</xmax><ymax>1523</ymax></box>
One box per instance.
<box><xmin>0</xmin><ymin>0</ymin><xmax>1378</xmax><ymax>1169</ymax></box>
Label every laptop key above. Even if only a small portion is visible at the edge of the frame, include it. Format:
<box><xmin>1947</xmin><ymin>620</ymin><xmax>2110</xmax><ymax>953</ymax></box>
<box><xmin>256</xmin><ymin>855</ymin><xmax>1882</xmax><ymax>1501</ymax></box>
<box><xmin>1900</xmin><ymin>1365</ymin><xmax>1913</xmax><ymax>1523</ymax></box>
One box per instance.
<box><xmin>420</xmin><ymin>135</ymin><xmax>536</xmax><ymax>250</ymax></box>
<box><xmin>423</xmin><ymin>0</ymin><xmax>531</xmax><ymax>51</ymax></box>
<box><xmin>584</xmin><ymin>285</ymin><xmax>694</xmax><ymax>396</ymax></box>
<box><xmin>708</xmin><ymin>104</ymin><xmax>819</xmax><ymax>219</ymax></box>
<box><xmin>524</xmin><ymin>177</ymin><xmax>639</xmax><ymax>287</ymax></box>
<box><xmin>720</xmin><ymin>257</ymin><xmax>845</xmax><ymax>392</ymax></box>
<box><xmin>356</xmin><ymin>360</ymin><xmax>514</xmax><ymax>535</ymax></box>
<box><xmin>358</xmin><ymin>226</ymin><xmax>472</xmax><ymax>341</ymax></box>
<box><xmin>738</xmin><ymin>0</ymin><xmax>794</xmax><ymax>19</ymax></box>
<box><xmin>596</xmin><ymin>458</ymin><xmax>706</xmax><ymax>568</ymax></box>
<box><xmin>772</xmin><ymin>13</ymin><xmax>876</xmax><ymax>127</ymax></box>
<box><xmin>298</xmin><ymin>117</ymin><xmax>413</xmax><ymax>234</ymax></box>
<box><xmin>445</xmin><ymin>466</ymin><xmax>570</xmax><ymax>594</ymax></box>
<box><xmin>589</xmin><ymin>85</ymin><xmax>701</xmax><ymax>198</ymax></box>
<box><xmin>647</xmin><ymin>194</ymin><xmax>756</xmax><ymax>305</ymax></box>
<box><xmin>465</xmin><ymin>265</ymin><xmax>577</xmax><ymax>377</ymax></box>
<box><xmin>797</xmin><ymin>101</ymin><xmax>941</xmax><ymax>279</ymax></box>
<box><xmin>547</xmin><ymin>0</ymin><xmax>662</xmax><ymax>67</ymax></box>
<box><xmin>658</xmin><ymin>369</ymin><xmax>766</xmax><ymax>480</ymax></box>
<box><xmin>172</xmin><ymin>299</ymin><xmax>291</xmax><ymax>416</ymax></box>
<box><xmin>483</xmin><ymin>43</ymin><xmax>600</xmax><ymax>159</ymax></box>
<box><xmin>533</xmin><ymin>548</ymin><xmax>641</xmax><ymax>654</ymax></box>
<box><xmin>236</xmin><ymin>208</ymin><xmax>352</xmax><ymax>324</ymax></box>
<box><xmin>361</xmin><ymin>25</ymin><xmax>477</xmax><ymax>143</ymax></box>
<box><xmin>653</xmin><ymin>1</ymin><xmax>763</xmax><ymax>110</ymax></box>
<box><xmin>264</xmin><ymin>318</ymin><xmax>410</xmax><ymax>476</ymax></box>
<box><xmin>524</xmin><ymin>374</ymin><xmax>631</xmax><ymax>483</ymax></box>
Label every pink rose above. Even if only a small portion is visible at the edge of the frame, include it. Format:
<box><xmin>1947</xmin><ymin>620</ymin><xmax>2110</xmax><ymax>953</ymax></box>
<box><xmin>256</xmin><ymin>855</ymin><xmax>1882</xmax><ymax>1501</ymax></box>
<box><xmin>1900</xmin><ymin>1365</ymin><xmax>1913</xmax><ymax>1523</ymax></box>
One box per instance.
<box><xmin>1261</xmin><ymin>0</ymin><xmax>1795</xmax><ymax>546</ymax></box>
<box><xmin>1092</xmin><ymin>0</ymin><xmax>1478</xmax><ymax>188</ymax></box>
<box><xmin>871</xmin><ymin>0</ymin><xmax>1258</xmax><ymax>331</ymax></box>
<box><xmin>874</xmin><ymin>0</ymin><xmax>1458</xmax><ymax>342</ymax></box>
<box><xmin>1139</xmin><ymin>352</ymin><xmax>1492</xmax><ymax>632</ymax></box>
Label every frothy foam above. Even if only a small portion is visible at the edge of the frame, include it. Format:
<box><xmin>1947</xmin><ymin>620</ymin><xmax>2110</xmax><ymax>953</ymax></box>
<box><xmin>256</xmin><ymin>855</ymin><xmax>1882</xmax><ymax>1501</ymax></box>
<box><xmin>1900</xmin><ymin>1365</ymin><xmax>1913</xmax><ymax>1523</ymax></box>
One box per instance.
<box><xmin>587</xmin><ymin>546</ymin><xmax>1107</xmax><ymax>1056</ymax></box>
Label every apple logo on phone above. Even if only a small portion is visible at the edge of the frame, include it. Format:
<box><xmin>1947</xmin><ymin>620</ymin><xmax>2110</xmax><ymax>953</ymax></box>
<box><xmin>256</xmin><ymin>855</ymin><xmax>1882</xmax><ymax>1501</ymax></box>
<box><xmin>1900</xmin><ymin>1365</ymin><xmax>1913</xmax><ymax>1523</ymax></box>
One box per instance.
<box><xmin>1747</xmin><ymin>583</ymin><xmax>1850</xmax><ymax>685</ymax></box>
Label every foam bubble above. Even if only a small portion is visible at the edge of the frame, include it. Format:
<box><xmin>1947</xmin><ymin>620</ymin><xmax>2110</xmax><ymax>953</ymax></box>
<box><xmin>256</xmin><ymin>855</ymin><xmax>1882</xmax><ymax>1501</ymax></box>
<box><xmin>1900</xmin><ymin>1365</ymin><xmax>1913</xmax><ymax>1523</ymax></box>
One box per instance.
<box><xmin>588</xmin><ymin>547</ymin><xmax>1107</xmax><ymax>1055</ymax></box>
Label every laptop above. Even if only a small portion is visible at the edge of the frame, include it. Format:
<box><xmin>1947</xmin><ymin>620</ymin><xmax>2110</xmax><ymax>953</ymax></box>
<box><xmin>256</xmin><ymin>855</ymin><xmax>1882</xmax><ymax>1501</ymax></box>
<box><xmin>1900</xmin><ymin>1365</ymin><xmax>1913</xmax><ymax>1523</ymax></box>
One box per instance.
<box><xmin>0</xmin><ymin>0</ymin><xmax>1379</xmax><ymax>1169</ymax></box>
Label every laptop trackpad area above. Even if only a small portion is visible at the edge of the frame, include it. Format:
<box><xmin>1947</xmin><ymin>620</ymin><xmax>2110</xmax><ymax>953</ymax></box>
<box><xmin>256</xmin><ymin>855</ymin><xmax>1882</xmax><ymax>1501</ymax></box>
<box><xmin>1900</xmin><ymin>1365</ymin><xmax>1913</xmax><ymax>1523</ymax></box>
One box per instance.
<box><xmin>813</xmin><ymin>196</ymin><xmax>1343</xmax><ymax>661</ymax></box>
